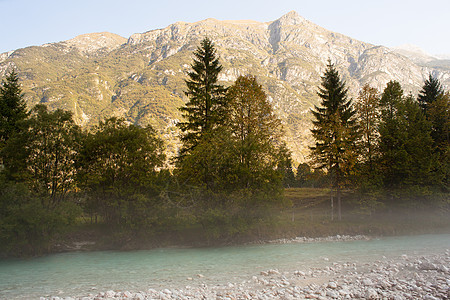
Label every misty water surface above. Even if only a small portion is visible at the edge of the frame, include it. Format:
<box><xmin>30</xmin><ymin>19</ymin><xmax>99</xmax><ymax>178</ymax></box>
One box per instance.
<box><xmin>0</xmin><ymin>233</ymin><xmax>449</xmax><ymax>299</ymax></box>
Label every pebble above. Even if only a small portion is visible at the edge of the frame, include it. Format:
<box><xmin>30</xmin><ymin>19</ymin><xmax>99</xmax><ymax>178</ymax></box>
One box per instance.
<box><xmin>41</xmin><ymin>249</ymin><xmax>449</xmax><ymax>300</ymax></box>
<box><xmin>362</xmin><ymin>278</ymin><xmax>373</xmax><ymax>286</ymax></box>
<box><xmin>326</xmin><ymin>290</ymin><xmax>339</xmax><ymax>298</ymax></box>
<box><xmin>365</xmin><ymin>288</ymin><xmax>378</xmax><ymax>299</ymax></box>
<box><xmin>327</xmin><ymin>281</ymin><xmax>337</xmax><ymax>289</ymax></box>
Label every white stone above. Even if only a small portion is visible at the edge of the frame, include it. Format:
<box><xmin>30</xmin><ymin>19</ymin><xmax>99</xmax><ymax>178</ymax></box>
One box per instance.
<box><xmin>123</xmin><ymin>291</ymin><xmax>132</xmax><ymax>298</ymax></box>
<box><xmin>105</xmin><ymin>290</ymin><xmax>116</xmax><ymax>298</ymax></box>
<box><xmin>365</xmin><ymin>288</ymin><xmax>378</xmax><ymax>299</ymax></box>
<box><xmin>328</xmin><ymin>281</ymin><xmax>338</xmax><ymax>289</ymax></box>
<box><xmin>362</xmin><ymin>278</ymin><xmax>373</xmax><ymax>286</ymax></box>
<box><xmin>135</xmin><ymin>293</ymin><xmax>145</xmax><ymax>300</ymax></box>
<box><xmin>326</xmin><ymin>290</ymin><xmax>339</xmax><ymax>298</ymax></box>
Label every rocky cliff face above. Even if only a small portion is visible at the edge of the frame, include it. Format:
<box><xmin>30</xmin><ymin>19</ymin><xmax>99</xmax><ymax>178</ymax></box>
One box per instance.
<box><xmin>1</xmin><ymin>11</ymin><xmax>449</xmax><ymax>163</ymax></box>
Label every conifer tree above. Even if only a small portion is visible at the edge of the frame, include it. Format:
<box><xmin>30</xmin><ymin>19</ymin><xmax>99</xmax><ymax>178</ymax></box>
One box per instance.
<box><xmin>0</xmin><ymin>70</ymin><xmax>28</xmax><ymax>146</ymax></box>
<box><xmin>177</xmin><ymin>38</ymin><xmax>227</xmax><ymax>155</ymax></box>
<box><xmin>310</xmin><ymin>61</ymin><xmax>359</xmax><ymax>220</ymax></box>
<box><xmin>378</xmin><ymin>82</ymin><xmax>436</xmax><ymax>191</ymax></box>
<box><xmin>418</xmin><ymin>74</ymin><xmax>443</xmax><ymax>113</ymax></box>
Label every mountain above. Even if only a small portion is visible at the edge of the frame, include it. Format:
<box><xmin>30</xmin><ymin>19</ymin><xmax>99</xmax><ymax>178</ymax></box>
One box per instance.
<box><xmin>392</xmin><ymin>44</ymin><xmax>438</xmax><ymax>64</ymax></box>
<box><xmin>1</xmin><ymin>11</ymin><xmax>449</xmax><ymax>163</ymax></box>
<box><xmin>392</xmin><ymin>44</ymin><xmax>450</xmax><ymax>72</ymax></box>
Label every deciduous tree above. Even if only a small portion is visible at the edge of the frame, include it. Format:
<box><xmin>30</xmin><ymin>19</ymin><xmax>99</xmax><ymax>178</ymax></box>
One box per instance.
<box><xmin>354</xmin><ymin>84</ymin><xmax>381</xmax><ymax>176</ymax></box>
<box><xmin>77</xmin><ymin>117</ymin><xmax>165</xmax><ymax>225</ymax></box>
<box><xmin>226</xmin><ymin>75</ymin><xmax>286</xmax><ymax>195</ymax></box>
<box><xmin>2</xmin><ymin>105</ymin><xmax>81</xmax><ymax>207</ymax></box>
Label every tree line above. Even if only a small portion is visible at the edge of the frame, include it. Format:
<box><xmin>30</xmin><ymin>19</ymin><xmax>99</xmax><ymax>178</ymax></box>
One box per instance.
<box><xmin>0</xmin><ymin>38</ymin><xmax>448</xmax><ymax>255</ymax></box>
<box><xmin>310</xmin><ymin>61</ymin><xmax>448</xmax><ymax>220</ymax></box>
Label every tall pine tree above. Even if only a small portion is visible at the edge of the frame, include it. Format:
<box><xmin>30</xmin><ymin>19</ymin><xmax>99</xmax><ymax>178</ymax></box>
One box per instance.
<box><xmin>0</xmin><ymin>70</ymin><xmax>28</xmax><ymax>146</ymax></box>
<box><xmin>417</xmin><ymin>74</ymin><xmax>443</xmax><ymax>113</ymax></box>
<box><xmin>310</xmin><ymin>61</ymin><xmax>359</xmax><ymax>220</ymax></box>
<box><xmin>177</xmin><ymin>38</ymin><xmax>227</xmax><ymax>156</ymax></box>
<box><xmin>378</xmin><ymin>82</ymin><xmax>436</xmax><ymax>193</ymax></box>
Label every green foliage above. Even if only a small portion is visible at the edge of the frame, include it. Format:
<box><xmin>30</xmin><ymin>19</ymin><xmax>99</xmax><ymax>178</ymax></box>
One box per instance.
<box><xmin>77</xmin><ymin>117</ymin><xmax>166</xmax><ymax>226</ymax></box>
<box><xmin>427</xmin><ymin>93</ymin><xmax>450</xmax><ymax>190</ymax></box>
<box><xmin>354</xmin><ymin>84</ymin><xmax>380</xmax><ymax>174</ymax></box>
<box><xmin>310</xmin><ymin>61</ymin><xmax>360</xmax><ymax>187</ymax></box>
<box><xmin>0</xmin><ymin>70</ymin><xmax>28</xmax><ymax>146</ymax></box>
<box><xmin>198</xmin><ymin>206</ymin><xmax>272</xmax><ymax>242</ymax></box>
<box><xmin>2</xmin><ymin>104</ymin><xmax>81</xmax><ymax>205</ymax></box>
<box><xmin>294</xmin><ymin>163</ymin><xmax>328</xmax><ymax>188</ymax></box>
<box><xmin>225</xmin><ymin>75</ymin><xmax>285</xmax><ymax>194</ymax></box>
<box><xmin>310</xmin><ymin>61</ymin><xmax>360</xmax><ymax>220</ymax></box>
<box><xmin>178</xmin><ymin>38</ymin><xmax>227</xmax><ymax>155</ymax></box>
<box><xmin>378</xmin><ymin>82</ymin><xmax>436</xmax><ymax>190</ymax></box>
<box><xmin>417</xmin><ymin>74</ymin><xmax>444</xmax><ymax>113</ymax></box>
<box><xmin>0</xmin><ymin>178</ymin><xmax>81</xmax><ymax>257</ymax></box>
<box><xmin>175</xmin><ymin>128</ymin><xmax>236</xmax><ymax>195</ymax></box>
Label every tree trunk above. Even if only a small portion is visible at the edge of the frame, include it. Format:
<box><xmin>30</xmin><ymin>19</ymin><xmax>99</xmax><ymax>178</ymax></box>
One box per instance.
<box><xmin>337</xmin><ymin>186</ymin><xmax>342</xmax><ymax>221</ymax></box>
<box><xmin>330</xmin><ymin>191</ymin><xmax>334</xmax><ymax>221</ymax></box>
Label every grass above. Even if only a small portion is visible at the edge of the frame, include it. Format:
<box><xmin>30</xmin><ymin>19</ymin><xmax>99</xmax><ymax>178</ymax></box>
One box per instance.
<box><xmin>56</xmin><ymin>187</ymin><xmax>450</xmax><ymax>253</ymax></box>
<box><xmin>271</xmin><ymin>187</ymin><xmax>450</xmax><ymax>239</ymax></box>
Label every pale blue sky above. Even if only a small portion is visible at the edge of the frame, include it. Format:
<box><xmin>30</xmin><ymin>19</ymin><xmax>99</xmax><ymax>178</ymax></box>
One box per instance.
<box><xmin>1</xmin><ymin>0</ymin><xmax>449</xmax><ymax>55</ymax></box>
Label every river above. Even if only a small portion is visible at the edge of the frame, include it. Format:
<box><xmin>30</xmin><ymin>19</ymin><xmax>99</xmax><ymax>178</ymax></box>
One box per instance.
<box><xmin>0</xmin><ymin>234</ymin><xmax>449</xmax><ymax>299</ymax></box>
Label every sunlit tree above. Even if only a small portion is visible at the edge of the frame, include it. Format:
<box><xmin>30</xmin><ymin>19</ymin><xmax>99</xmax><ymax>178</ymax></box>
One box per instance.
<box><xmin>178</xmin><ymin>38</ymin><xmax>227</xmax><ymax>156</ymax></box>
<box><xmin>310</xmin><ymin>61</ymin><xmax>360</xmax><ymax>220</ymax></box>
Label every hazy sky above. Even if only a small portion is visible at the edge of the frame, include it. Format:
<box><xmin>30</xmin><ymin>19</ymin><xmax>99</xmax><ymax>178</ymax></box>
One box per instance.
<box><xmin>1</xmin><ymin>0</ymin><xmax>449</xmax><ymax>55</ymax></box>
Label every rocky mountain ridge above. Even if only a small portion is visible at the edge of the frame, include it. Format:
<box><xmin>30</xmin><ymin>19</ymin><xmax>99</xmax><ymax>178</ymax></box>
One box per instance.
<box><xmin>1</xmin><ymin>11</ymin><xmax>449</xmax><ymax>163</ymax></box>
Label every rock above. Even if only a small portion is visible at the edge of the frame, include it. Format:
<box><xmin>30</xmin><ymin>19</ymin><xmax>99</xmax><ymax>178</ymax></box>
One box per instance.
<box><xmin>328</xmin><ymin>282</ymin><xmax>338</xmax><ymax>289</ymax></box>
<box><xmin>339</xmin><ymin>289</ymin><xmax>350</xmax><ymax>296</ymax></box>
<box><xmin>105</xmin><ymin>290</ymin><xmax>116</xmax><ymax>298</ymax></box>
<box><xmin>268</xmin><ymin>269</ymin><xmax>280</xmax><ymax>275</ymax></box>
<box><xmin>326</xmin><ymin>290</ymin><xmax>339</xmax><ymax>298</ymax></box>
<box><xmin>362</xmin><ymin>278</ymin><xmax>373</xmax><ymax>286</ymax></box>
<box><xmin>365</xmin><ymin>288</ymin><xmax>378</xmax><ymax>299</ymax></box>
<box><xmin>419</xmin><ymin>262</ymin><xmax>437</xmax><ymax>270</ymax></box>
<box><xmin>135</xmin><ymin>292</ymin><xmax>145</xmax><ymax>300</ymax></box>
<box><xmin>123</xmin><ymin>291</ymin><xmax>132</xmax><ymax>298</ymax></box>
<box><xmin>438</xmin><ymin>265</ymin><xmax>449</xmax><ymax>273</ymax></box>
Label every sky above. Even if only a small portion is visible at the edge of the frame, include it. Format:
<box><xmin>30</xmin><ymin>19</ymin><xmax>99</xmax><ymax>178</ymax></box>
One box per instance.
<box><xmin>1</xmin><ymin>0</ymin><xmax>449</xmax><ymax>56</ymax></box>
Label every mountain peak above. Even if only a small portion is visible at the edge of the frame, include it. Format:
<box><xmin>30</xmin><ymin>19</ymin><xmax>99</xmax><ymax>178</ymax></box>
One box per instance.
<box><xmin>63</xmin><ymin>32</ymin><xmax>127</xmax><ymax>53</ymax></box>
<box><xmin>277</xmin><ymin>11</ymin><xmax>305</xmax><ymax>26</ymax></box>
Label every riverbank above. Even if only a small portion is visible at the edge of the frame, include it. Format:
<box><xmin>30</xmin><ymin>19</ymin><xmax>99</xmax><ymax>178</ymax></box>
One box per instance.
<box><xmin>41</xmin><ymin>244</ymin><xmax>450</xmax><ymax>299</ymax></box>
<box><xmin>53</xmin><ymin>187</ymin><xmax>450</xmax><ymax>253</ymax></box>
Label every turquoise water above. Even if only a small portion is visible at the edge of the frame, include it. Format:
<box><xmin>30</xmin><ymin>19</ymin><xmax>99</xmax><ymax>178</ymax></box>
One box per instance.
<box><xmin>0</xmin><ymin>234</ymin><xmax>449</xmax><ymax>299</ymax></box>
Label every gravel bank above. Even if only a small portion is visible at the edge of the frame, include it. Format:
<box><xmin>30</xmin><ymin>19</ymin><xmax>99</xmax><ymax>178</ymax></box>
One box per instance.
<box><xmin>42</xmin><ymin>248</ymin><xmax>450</xmax><ymax>300</ymax></box>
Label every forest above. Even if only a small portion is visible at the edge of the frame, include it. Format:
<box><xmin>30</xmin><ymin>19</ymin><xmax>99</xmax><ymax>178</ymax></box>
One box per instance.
<box><xmin>0</xmin><ymin>38</ymin><xmax>449</xmax><ymax>256</ymax></box>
